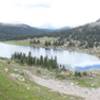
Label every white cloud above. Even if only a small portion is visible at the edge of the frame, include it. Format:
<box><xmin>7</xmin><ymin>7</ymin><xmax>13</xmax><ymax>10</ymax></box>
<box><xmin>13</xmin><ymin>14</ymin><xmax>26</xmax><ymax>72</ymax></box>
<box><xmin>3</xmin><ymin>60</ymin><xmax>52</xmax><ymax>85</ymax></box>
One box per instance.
<box><xmin>0</xmin><ymin>0</ymin><xmax>100</xmax><ymax>28</ymax></box>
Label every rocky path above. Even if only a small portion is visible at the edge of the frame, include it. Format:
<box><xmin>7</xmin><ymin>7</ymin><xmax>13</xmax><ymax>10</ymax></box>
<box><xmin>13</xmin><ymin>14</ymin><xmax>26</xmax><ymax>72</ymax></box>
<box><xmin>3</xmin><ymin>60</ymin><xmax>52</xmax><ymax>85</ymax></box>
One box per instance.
<box><xmin>24</xmin><ymin>70</ymin><xmax>100</xmax><ymax>100</ymax></box>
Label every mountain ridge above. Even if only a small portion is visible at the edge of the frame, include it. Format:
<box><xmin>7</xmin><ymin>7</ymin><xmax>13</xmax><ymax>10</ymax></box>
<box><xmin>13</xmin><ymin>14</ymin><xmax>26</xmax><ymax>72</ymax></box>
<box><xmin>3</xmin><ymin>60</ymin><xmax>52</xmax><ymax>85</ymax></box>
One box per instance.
<box><xmin>0</xmin><ymin>23</ymin><xmax>56</xmax><ymax>40</ymax></box>
<box><xmin>56</xmin><ymin>19</ymin><xmax>100</xmax><ymax>48</ymax></box>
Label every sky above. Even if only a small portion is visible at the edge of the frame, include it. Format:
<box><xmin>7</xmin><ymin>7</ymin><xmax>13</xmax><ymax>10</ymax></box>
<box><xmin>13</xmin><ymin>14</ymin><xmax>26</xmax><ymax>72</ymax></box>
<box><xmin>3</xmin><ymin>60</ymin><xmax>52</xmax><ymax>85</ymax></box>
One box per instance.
<box><xmin>0</xmin><ymin>0</ymin><xmax>100</xmax><ymax>28</ymax></box>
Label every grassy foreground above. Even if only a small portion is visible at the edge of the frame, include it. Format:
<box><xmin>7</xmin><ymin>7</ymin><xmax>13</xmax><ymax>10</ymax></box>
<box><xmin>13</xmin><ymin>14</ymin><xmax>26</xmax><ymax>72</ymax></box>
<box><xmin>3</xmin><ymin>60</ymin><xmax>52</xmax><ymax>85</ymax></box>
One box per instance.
<box><xmin>0</xmin><ymin>59</ymin><xmax>83</xmax><ymax>100</ymax></box>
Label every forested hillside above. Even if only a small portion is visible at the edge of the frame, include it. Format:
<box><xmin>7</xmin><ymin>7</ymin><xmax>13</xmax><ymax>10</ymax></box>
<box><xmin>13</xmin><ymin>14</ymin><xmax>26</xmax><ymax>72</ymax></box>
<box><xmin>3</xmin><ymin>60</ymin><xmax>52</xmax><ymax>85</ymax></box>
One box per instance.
<box><xmin>56</xmin><ymin>19</ymin><xmax>100</xmax><ymax>48</ymax></box>
<box><xmin>0</xmin><ymin>23</ymin><xmax>55</xmax><ymax>40</ymax></box>
<box><xmin>1</xmin><ymin>19</ymin><xmax>100</xmax><ymax>49</ymax></box>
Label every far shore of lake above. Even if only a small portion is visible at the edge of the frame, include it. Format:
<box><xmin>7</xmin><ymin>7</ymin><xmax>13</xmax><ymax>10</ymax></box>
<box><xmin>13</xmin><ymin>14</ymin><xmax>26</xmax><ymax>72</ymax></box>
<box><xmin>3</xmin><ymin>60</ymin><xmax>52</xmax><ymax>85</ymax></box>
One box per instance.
<box><xmin>3</xmin><ymin>39</ymin><xmax>100</xmax><ymax>58</ymax></box>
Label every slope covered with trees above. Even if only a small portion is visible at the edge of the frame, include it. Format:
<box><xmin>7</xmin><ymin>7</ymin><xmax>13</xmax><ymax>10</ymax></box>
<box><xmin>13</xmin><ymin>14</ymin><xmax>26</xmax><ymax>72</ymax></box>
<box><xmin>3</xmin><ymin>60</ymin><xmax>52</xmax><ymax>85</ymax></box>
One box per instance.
<box><xmin>56</xmin><ymin>19</ymin><xmax>100</xmax><ymax>48</ymax></box>
<box><xmin>1</xmin><ymin>19</ymin><xmax>100</xmax><ymax>49</ymax></box>
<box><xmin>0</xmin><ymin>23</ymin><xmax>55</xmax><ymax>40</ymax></box>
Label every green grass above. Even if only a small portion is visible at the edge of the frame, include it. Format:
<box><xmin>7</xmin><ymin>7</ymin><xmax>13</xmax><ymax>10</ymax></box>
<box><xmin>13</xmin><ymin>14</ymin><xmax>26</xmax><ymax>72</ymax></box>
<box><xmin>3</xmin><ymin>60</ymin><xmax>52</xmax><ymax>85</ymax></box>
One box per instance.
<box><xmin>4</xmin><ymin>39</ymin><xmax>31</xmax><ymax>46</ymax></box>
<box><xmin>38</xmin><ymin>68</ymin><xmax>100</xmax><ymax>88</ymax></box>
<box><xmin>53</xmin><ymin>70</ymin><xmax>100</xmax><ymax>88</ymax></box>
<box><xmin>10</xmin><ymin>60</ymin><xmax>100</xmax><ymax>88</ymax></box>
<box><xmin>0</xmin><ymin>59</ymin><xmax>83</xmax><ymax>100</ymax></box>
<box><xmin>4</xmin><ymin>36</ymin><xmax>58</xmax><ymax>46</ymax></box>
<box><xmin>71</xmin><ymin>76</ymin><xmax>100</xmax><ymax>88</ymax></box>
<box><xmin>1</xmin><ymin>58</ymin><xmax>100</xmax><ymax>89</ymax></box>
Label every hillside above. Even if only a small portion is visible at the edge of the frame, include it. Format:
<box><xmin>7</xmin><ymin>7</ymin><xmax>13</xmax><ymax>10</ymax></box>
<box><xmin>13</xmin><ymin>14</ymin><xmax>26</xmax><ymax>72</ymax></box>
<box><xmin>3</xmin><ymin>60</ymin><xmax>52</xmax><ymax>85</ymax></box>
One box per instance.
<box><xmin>1</xmin><ymin>19</ymin><xmax>100</xmax><ymax>49</ymax></box>
<box><xmin>54</xmin><ymin>19</ymin><xmax>100</xmax><ymax>48</ymax></box>
<box><xmin>0</xmin><ymin>59</ymin><xmax>82</xmax><ymax>100</ymax></box>
<box><xmin>0</xmin><ymin>23</ymin><xmax>55</xmax><ymax>40</ymax></box>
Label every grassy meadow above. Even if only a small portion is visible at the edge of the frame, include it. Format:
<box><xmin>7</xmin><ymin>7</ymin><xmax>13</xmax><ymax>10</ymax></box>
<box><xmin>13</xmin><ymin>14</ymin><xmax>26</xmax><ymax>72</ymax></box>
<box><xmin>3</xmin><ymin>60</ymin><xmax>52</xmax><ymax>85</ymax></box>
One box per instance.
<box><xmin>4</xmin><ymin>37</ymin><xmax>58</xmax><ymax>46</ymax></box>
<box><xmin>0</xmin><ymin>59</ymin><xmax>83</xmax><ymax>100</ymax></box>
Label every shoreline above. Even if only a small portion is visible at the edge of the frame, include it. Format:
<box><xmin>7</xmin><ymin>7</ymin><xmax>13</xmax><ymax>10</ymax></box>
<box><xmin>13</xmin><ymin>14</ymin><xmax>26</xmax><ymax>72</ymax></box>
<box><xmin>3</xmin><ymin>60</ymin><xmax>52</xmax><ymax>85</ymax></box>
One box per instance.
<box><xmin>2</xmin><ymin>41</ymin><xmax>100</xmax><ymax>58</ymax></box>
<box><xmin>4</xmin><ymin>41</ymin><xmax>100</xmax><ymax>58</ymax></box>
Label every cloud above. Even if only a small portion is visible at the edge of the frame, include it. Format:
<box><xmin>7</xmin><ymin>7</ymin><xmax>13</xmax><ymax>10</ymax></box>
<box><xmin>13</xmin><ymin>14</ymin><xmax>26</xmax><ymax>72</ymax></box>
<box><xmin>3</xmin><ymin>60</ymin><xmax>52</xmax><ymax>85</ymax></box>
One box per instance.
<box><xmin>16</xmin><ymin>0</ymin><xmax>50</xmax><ymax>9</ymax></box>
<box><xmin>31</xmin><ymin>4</ymin><xmax>50</xmax><ymax>8</ymax></box>
<box><xmin>16</xmin><ymin>0</ymin><xmax>51</xmax><ymax>8</ymax></box>
<box><xmin>0</xmin><ymin>0</ymin><xmax>100</xmax><ymax>28</ymax></box>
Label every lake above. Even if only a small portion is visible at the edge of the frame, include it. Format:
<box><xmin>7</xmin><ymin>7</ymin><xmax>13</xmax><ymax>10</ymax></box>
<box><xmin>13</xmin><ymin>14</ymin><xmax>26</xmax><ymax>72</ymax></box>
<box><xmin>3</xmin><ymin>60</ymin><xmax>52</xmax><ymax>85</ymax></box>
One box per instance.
<box><xmin>0</xmin><ymin>42</ymin><xmax>100</xmax><ymax>71</ymax></box>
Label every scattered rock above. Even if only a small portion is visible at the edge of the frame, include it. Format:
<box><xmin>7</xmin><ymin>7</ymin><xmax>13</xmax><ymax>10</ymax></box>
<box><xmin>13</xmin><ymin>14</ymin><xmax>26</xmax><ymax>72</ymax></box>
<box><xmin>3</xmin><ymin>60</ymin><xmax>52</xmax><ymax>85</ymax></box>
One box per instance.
<box><xmin>27</xmin><ymin>86</ymin><xmax>30</xmax><ymax>90</ymax></box>
<box><xmin>71</xmin><ymin>82</ymin><xmax>74</xmax><ymax>86</ymax></box>
<box><xmin>4</xmin><ymin>68</ymin><xmax>8</xmax><ymax>72</ymax></box>
<box><xmin>14</xmin><ymin>68</ymin><xmax>19</xmax><ymax>72</ymax></box>
<box><xmin>10</xmin><ymin>73</ymin><xmax>25</xmax><ymax>82</ymax></box>
<box><xmin>91</xmin><ymin>84</ymin><xmax>95</xmax><ymax>87</ymax></box>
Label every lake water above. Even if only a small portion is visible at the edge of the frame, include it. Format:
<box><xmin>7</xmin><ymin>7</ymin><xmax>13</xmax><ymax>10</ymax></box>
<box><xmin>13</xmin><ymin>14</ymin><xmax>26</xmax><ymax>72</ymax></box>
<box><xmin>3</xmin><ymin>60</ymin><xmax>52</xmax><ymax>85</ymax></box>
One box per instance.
<box><xmin>0</xmin><ymin>42</ymin><xmax>100</xmax><ymax>71</ymax></box>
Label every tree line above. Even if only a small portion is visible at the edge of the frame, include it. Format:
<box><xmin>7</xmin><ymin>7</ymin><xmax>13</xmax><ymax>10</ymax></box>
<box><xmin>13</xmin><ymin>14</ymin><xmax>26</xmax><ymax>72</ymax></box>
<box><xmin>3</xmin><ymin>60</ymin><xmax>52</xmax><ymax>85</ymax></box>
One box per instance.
<box><xmin>44</xmin><ymin>40</ymin><xmax>64</xmax><ymax>46</ymax></box>
<box><xmin>29</xmin><ymin>39</ymin><xmax>64</xmax><ymax>47</ymax></box>
<box><xmin>11</xmin><ymin>52</ymin><xmax>58</xmax><ymax>70</ymax></box>
<box><xmin>11</xmin><ymin>52</ymin><xmax>89</xmax><ymax>77</ymax></box>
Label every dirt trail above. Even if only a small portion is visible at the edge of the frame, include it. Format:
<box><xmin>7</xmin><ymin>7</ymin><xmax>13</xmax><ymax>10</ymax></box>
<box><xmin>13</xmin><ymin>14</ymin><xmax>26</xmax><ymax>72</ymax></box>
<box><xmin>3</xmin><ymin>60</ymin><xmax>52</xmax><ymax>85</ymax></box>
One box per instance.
<box><xmin>24</xmin><ymin>70</ymin><xmax>100</xmax><ymax>100</ymax></box>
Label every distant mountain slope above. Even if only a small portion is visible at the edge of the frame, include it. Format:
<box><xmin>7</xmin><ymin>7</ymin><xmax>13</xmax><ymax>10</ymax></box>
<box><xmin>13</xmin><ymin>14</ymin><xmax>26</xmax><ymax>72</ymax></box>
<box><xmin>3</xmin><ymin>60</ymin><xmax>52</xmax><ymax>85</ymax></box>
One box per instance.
<box><xmin>57</xmin><ymin>19</ymin><xmax>100</xmax><ymax>48</ymax></box>
<box><xmin>0</xmin><ymin>23</ymin><xmax>55</xmax><ymax>40</ymax></box>
<box><xmin>1</xmin><ymin>19</ymin><xmax>100</xmax><ymax>49</ymax></box>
